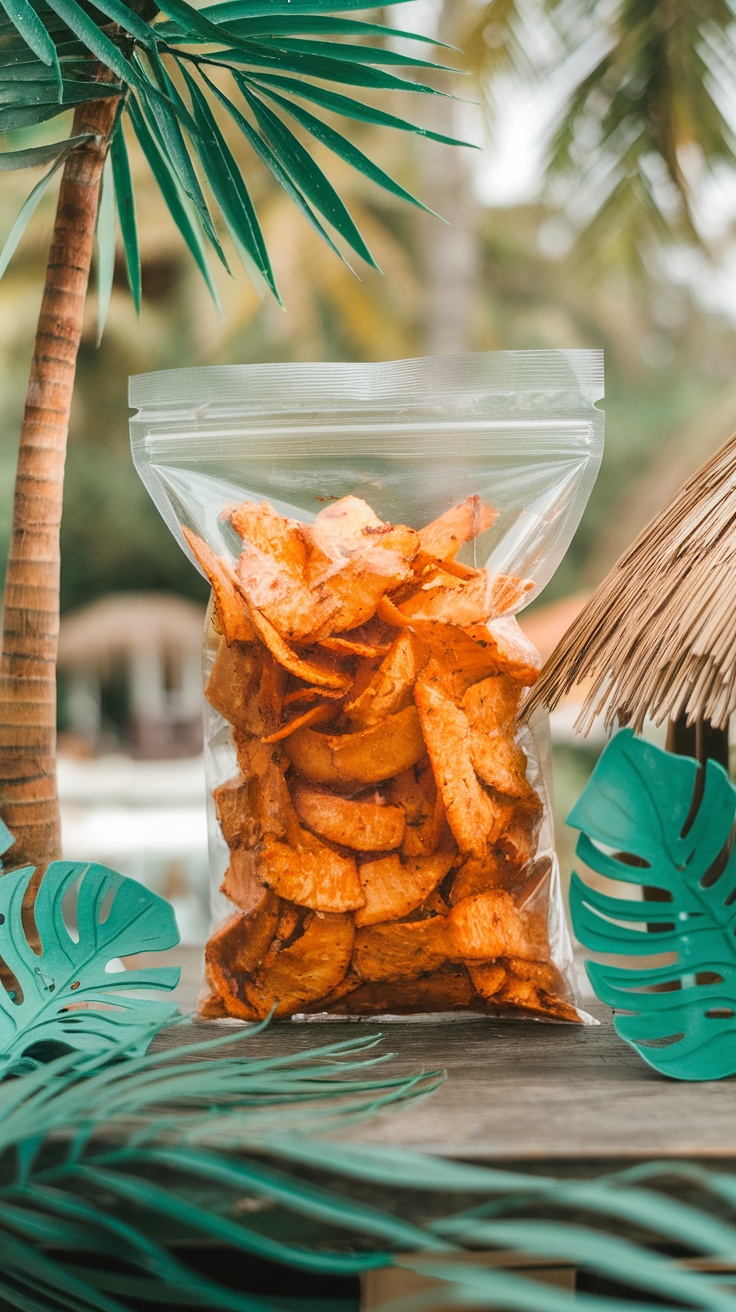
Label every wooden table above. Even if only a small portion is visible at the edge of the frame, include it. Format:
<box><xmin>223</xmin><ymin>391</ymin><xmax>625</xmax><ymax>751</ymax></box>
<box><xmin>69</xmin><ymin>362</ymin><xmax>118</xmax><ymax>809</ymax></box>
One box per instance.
<box><xmin>107</xmin><ymin>952</ymin><xmax>736</xmax><ymax>1309</ymax></box>
<box><xmin>162</xmin><ymin>951</ymin><xmax>735</xmax><ymax>1171</ymax></box>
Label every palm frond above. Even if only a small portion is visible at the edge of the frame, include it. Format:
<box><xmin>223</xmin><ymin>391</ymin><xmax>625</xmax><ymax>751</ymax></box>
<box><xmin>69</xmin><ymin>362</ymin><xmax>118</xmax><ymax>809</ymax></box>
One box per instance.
<box><xmin>0</xmin><ymin>0</ymin><xmax>467</xmax><ymax>308</ymax></box>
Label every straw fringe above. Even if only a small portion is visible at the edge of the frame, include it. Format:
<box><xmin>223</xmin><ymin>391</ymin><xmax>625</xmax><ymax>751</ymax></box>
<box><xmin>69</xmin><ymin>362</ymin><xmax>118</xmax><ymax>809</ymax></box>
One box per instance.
<box><xmin>526</xmin><ymin>430</ymin><xmax>736</xmax><ymax>732</ymax></box>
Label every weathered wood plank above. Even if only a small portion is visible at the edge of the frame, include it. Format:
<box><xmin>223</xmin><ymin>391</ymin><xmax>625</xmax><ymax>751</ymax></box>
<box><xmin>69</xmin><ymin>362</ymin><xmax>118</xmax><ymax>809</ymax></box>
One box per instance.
<box><xmin>150</xmin><ymin>1002</ymin><xmax>736</xmax><ymax>1165</ymax></box>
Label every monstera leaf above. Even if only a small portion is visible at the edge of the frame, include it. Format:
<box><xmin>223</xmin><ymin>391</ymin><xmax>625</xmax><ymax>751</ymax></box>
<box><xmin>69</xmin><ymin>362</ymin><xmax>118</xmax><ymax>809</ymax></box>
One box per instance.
<box><xmin>0</xmin><ymin>823</ymin><xmax>179</xmax><ymax>1070</ymax></box>
<box><xmin>569</xmin><ymin>728</ymin><xmax>736</xmax><ymax>1081</ymax></box>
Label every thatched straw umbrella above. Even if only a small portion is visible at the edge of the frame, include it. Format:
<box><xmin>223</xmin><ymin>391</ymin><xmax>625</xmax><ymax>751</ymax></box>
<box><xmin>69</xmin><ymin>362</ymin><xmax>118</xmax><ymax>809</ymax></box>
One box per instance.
<box><xmin>526</xmin><ymin>429</ymin><xmax>736</xmax><ymax>767</ymax></box>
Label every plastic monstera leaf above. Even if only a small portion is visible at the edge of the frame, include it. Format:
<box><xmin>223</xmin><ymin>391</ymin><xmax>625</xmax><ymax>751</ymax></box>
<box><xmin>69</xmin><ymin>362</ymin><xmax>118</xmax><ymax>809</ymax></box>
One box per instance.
<box><xmin>0</xmin><ymin>822</ymin><xmax>180</xmax><ymax>1070</ymax></box>
<box><xmin>569</xmin><ymin>728</ymin><xmax>736</xmax><ymax>1081</ymax></box>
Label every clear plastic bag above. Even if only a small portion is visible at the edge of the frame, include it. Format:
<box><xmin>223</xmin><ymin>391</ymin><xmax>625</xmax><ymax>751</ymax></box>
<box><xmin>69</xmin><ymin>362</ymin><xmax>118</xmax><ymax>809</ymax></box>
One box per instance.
<box><xmin>130</xmin><ymin>350</ymin><xmax>604</xmax><ymax>1023</ymax></box>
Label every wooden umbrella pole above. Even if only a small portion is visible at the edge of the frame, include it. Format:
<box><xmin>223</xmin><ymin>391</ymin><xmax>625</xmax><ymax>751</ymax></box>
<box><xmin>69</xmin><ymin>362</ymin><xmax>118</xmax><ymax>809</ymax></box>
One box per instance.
<box><xmin>0</xmin><ymin>78</ymin><xmax>120</xmax><ymax>874</ymax></box>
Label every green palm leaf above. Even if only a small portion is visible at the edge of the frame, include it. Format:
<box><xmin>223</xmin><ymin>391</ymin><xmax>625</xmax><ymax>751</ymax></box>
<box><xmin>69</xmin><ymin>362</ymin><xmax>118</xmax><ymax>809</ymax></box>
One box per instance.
<box><xmin>238</xmin><ymin>80</ymin><xmax>377</xmax><ymax>267</ymax></box>
<box><xmin>95</xmin><ymin>150</ymin><xmax>115</xmax><ymax>343</ymax></box>
<box><xmin>0</xmin><ymin>0</ymin><xmax>61</xmax><ymax>91</ymax></box>
<box><xmin>0</xmin><ymin>0</ymin><xmax>466</xmax><ymax>302</ymax></box>
<box><xmin>126</xmin><ymin>95</ymin><xmax>221</xmax><ymax>303</ymax></box>
<box><xmin>0</xmin><ymin>131</ymin><xmax>91</xmax><ymax>169</ymax></box>
<box><xmin>0</xmin><ymin>853</ymin><xmax>179</xmax><ymax>1072</ymax></box>
<box><xmin>109</xmin><ymin>122</ymin><xmax>140</xmax><ymax>312</ymax></box>
<box><xmin>201</xmin><ymin>71</ymin><xmax>348</xmax><ymax>264</ymax></box>
<box><xmin>569</xmin><ymin>729</ymin><xmax>736</xmax><ymax>1081</ymax></box>
<box><xmin>0</xmin><ymin>153</ymin><xmax>65</xmax><ymax>278</ymax></box>
<box><xmin>257</xmin><ymin>82</ymin><xmax>438</xmax><ymax>215</ymax></box>
<box><xmin>179</xmin><ymin>65</ymin><xmax>278</xmax><ymax>293</ymax></box>
<box><xmin>248</xmin><ymin>72</ymin><xmax>468</xmax><ymax>145</ymax></box>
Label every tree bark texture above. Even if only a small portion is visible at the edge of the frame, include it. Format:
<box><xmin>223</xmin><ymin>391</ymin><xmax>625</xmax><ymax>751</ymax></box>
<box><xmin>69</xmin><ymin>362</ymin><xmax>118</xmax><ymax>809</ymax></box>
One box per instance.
<box><xmin>0</xmin><ymin>82</ymin><xmax>120</xmax><ymax>873</ymax></box>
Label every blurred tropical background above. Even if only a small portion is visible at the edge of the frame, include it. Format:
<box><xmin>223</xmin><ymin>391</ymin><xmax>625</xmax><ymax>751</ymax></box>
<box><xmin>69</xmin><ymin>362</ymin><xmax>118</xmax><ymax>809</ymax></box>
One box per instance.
<box><xmin>2</xmin><ymin>0</ymin><xmax>736</xmax><ymax>944</ymax></box>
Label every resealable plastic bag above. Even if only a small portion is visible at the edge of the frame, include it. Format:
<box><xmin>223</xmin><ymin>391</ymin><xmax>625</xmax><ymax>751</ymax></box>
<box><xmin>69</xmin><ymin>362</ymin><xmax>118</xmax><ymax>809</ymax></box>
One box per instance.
<box><xmin>130</xmin><ymin>350</ymin><xmax>604</xmax><ymax>1023</ymax></box>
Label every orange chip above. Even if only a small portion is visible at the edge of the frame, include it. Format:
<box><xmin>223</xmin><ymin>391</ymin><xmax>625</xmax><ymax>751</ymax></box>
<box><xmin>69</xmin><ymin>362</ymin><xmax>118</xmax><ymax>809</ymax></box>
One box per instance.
<box><xmin>259</xmin><ymin>833</ymin><xmax>365</xmax><ymax>912</ymax></box>
<box><xmin>245</xmin><ymin>911</ymin><xmax>354</xmax><ymax>1018</ymax></box>
<box><xmin>275</xmin><ymin>902</ymin><xmax>304</xmax><ymax>945</ymax></box>
<box><xmin>468</xmin><ymin>961</ymin><xmax>507</xmax><ymax>1001</ymax></box>
<box><xmin>318</xmin><ymin>629</ymin><xmax>393</xmax><ymax>656</ymax></box>
<box><xmin>449</xmin><ymin>851</ymin><xmax>519</xmax><ymax>904</ymax></box>
<box><xmin>448</xmin><ymin>889</ymin><xmax>539</xmax><ymax>961</ymax></box>
<box><xmin>231</xmin><ymin>735</ymin><xmax>301</xmax><ymax>855</ymax></box>
<box><xmin>466</xmin><ymin>617</ymin><xmax>542</xmax><ymax>686</ymax></box>
<box><xmin>397</xmin><ymin>573</ymin><xmax>533</xmax><ymax>627</ymax></box>
<box><xmin>229</xmin><ymin>499</ymin><xmax>308</xmax><ymax>576</ymax></box>
<box><xmin>461</xmin><ymin>676</ymin><xmax>530</xmax><ymax>799</ymax></box>
<box><xmin>353</xmin><ymin>916</ymin><xmax>449</xmax><ymax>983</ymax></box>
<box><xmin>508</xmin><ymin>957</ymin><xmax>562</xmax><ymax>990</ymax></box>
<box><xmin>462</xmin><ymin>673</ymin><xmax>522</xmax><ymax>727</ymax></box>
<box><xmin>213</xmin><ymin>776</ymin><xmax>258</xmax><ymax>851</ymax></box>
<box><xmin>204</xmin><ymin>893</ymin><xmax>281</xmax><ymax>1019</ymax></box>
<box><xmin>376</xmin><ymin>595</ymin><xmax>413</xmax><ymax>628</ymax></box>
<box><xmin>325</xmin><ymin>966</ymin><xmax>476</xmax><ymax>1015</ymax></box>
<box><xmin>418</xmin><ymin>496</ymin><xmax>498</xmax><ymax>561</ymax></box>
<box><xmin>285</xmin><ymin>705</ymin><xmax>426</xmax><ymax>787</ymax></box>
<box><xmin>386</xmin><ymin>764</ymin><xmax>446</xmax><ymax>858</ymax></box>
<box><xmin>307</xmin><ymin>495</ymin><xmax>383</xmax><ymax>554</ymax></box>
<box><xmin>345</xmin><ymin>630</ymin><xmax>427</xmax><ymax>729</ymax></box>
<box><xmin>497</xmin><ymin>972</ymin><xmax>580</xmax><ymax>1022</ymax></box>
<box><xmin>183</xmin><ymin>528</ymin><xmax>254</xmax><ymax>644</ymax></box>
<box><xmin>245</xmin><ymin>603</ymin><xmax>351</xmax><ymax>690</ymax></box>
<box><xmin>292</xmin><ymin>779</ymin><xmax>405</xmax><ymax>852</ymax></box>
<box><xmin>496</xmin><ymin>792</ymin><xmax>543</xmax><ymax>867</ymax></box>
<box><xmin>237</xmin><ymin>546</ymin><xmax>338</xmax><ymax>643</ymax></box>
<box><xmin>409</xmin><ymin>622</ymin><xmax>499</xmax><ymax>701</ymax></box>
<box><xmin>205</xmin><ymin>639</ymin><xmax>259</xmax><ymax>732</ymax></box>
<box><xmin>283</xmin><ymin>684</ymin><xmax>346</xmax><ymax>707</ymax></box>
<box><xmin>306</xmin><ymin>498</ymin><xmax>420</xmax><ymax>632</ymax></box>
<box><xmin>302</xmin><ymin>969</ymin><xmax>362</xmax><ymax>1013</ymax></box>
<box><xmin>221</xmin><ymin>848</ymin><xmax>266</xmax><ymax>914</ymax></box>
<box><xmin>261</xmin><ymin>699</ymin><xmax>342</xmax><ymax>744</ymax></box>
<box><xmin>355</xmin><ymin>850</ymin><xmax>454</xmax><ymax>927</ymax></box>
<box><xmin>411</xmin><ymin>551</ymin><xmax>483</xmax><ymax>585</ymax></box>
<box><xmin>414</xmin><ymin>662</ymin><xmax>508</xmax><ymax>854</ymax></box>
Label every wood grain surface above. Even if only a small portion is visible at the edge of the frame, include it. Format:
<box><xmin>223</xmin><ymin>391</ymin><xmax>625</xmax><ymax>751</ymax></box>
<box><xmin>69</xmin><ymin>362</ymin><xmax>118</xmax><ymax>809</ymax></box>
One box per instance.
<box><xmin>150</xmin><ymin>963</ymin><xmax>736</xmax><ymax>1166</ymax></box>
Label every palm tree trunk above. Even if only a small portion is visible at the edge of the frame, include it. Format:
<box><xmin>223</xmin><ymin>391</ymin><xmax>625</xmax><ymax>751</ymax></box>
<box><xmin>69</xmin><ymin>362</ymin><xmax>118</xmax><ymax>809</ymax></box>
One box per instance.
<box><xmin>0</xmin><ymin>82</ymin><xmax>120</xmax><ymax>873</ymax></box>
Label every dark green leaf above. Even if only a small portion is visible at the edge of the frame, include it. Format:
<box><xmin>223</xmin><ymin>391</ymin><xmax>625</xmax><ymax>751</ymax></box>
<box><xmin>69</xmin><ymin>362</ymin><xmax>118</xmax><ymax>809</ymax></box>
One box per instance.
<box><xmin>153</xmin><ymin>0</ymin><xmax>250</xmax><ymax>47</ymax></box>
<box><xmin>0</xmin><ymin>154</ymin><xmax>62</xmax><ymax>278</ymax></box>
<box><xmin>136</xmin><ymin>56</ymin><xmax>226</xmax><ymax>262</ymax></box>
<box><xmin>244</xmin><ymin>36</ymin><xmax>453</xmax><ymax>72</ymax></box>
<box><xmin>179</xmin><ymin>66</ymin><xmax>278</xmax><ymax>296</ymax></box>
<box><xmin>202</xmin><ymin>70</ymin><xmax>347</xmax><ymax>264</ymax></box>
<box><xmin>198</xmin><ymin>0</ymin><xmax>412</xmax><ymax>16</ymax></box>
<box><xmin>0</xmin><ymin>75</ymin><xmax>61</xmax><ymax>103</ymax></box>
<box><xmin>569</xmin><ymin>729</ymin><xmax>736</xmax><ymax>1081</ymax></box>
<box><xmin>0</xmin><ymin>0</ymin><xmax>60</xmax><ymax>90</ymax></box>
<box><xmin>0</xmin><ymin>79</ymin><xmax>118</xmax><ymax>131</ymax></box>
<box><xmin>159</xmin><ymin>13</ymin><xmax>449</xmax><ymax>46</ymax></box>
<box><xmin>259</xmin><ymin>83</ymin><xmax>438</xmax><ymax>215</ymax></box>
<box><xmin>0</xmin><ymin>856</ymin><xmax>179</xmax><ymax>1071</ymax></box>
<box><xmin>126</xmin><ymin>96</ymin><xmax>220</xmax><ymax>305</ymax></box>
<box><xmin>41</xmin><ymin>0</ymin><xmax>148</xmax><ymax>92</ymax></box>
<box><xmin>110</xmin><ymin>123</ymin><xmax>140</xmax><ymax>313</ymax></box>
<box><xmin>210</xmin><ymin>41</ymin><xmax>445</xmax><ymax>95</ymax></box>
<box><xmin>77</xmin><ymin>0</ymin><xmax>156</xmax><ymax>46</ymax></box>
<box><xmin>238</xmin><ymin>80</ymin><xmax>377</xmax><ymax>267</ymax></box>
<box><xmin>249</xmin><ymin>71</ymin><xmax>468</xmax><ymax>144</ymax></box>
<box><xmin>96</xmin><ymin>151</ymin><xmax>115</xmax><ymax>344</ymax></box>
<box><xmin>0</xmin><ymin>131</ymin><xmax>91</xmax><ymax>170</ymax></box>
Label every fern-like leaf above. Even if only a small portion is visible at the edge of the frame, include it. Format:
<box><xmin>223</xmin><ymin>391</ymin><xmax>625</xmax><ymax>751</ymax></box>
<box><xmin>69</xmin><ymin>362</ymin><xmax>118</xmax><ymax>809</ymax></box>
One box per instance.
<box><xmin>569</xmin><ymin>728</ymin><xmax>736</xmax><ymax>1081</ymax></box>
<box><xmin>0</xmin><ymin>855</ymin><xmax>179</xmax><ymax>1073</ymax></box>
<box><xmin>0</xmin><ymin>0</ymin><xmax>466</xmax><ymax>297</ymax></box>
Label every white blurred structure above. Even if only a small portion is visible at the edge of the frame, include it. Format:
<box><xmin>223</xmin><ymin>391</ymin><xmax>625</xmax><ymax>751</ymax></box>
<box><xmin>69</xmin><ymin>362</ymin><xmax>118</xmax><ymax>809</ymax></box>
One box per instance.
<box><xmin>58</xmin><ymin>593</ymin><xmax>205</xmax><ymax>757</ymax></box>
<box><xmin>58</xmin><ymin>751</ymin><xmax>210</xmax><ymax>944</ymax></box>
